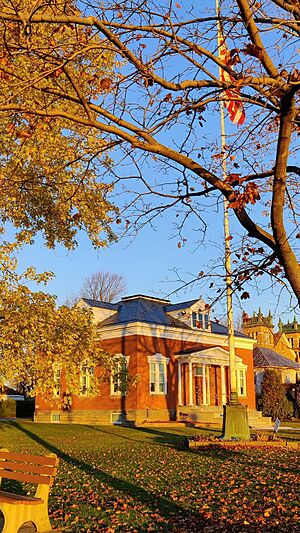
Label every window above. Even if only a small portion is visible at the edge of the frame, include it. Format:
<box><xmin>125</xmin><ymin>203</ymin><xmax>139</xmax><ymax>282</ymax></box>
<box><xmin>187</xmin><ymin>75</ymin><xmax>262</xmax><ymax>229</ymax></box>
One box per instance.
<box><xmin>192</xmin><ymin>312</ymin><xmax>197</xmax><ymax>328</ymax></box>
<box><xmin>110</xmin><ymin>355</ymin><xmax>130</xmax><ymax>396</ymax></box>
<box><xmin>204</xmin><ymin>314</ymin><xmax>209</xmax><ymax>329</ymax></box>
<box><xmin>147</xmin><ymin>353</ymin><xmax>169</xmax><ymax>395</ymax></box>
<box><xmin>80</xmin><ymin>364</ymin><xmax>94</xmax><ymax>396</ymax></box>
<box><xmin>198</xmin><ymin>313</ymin><xmax>203</xmax><ymax>328</ymax></box>
<box><xmin>150</xmin><ymin>362</ymin><xmax>165</xmax><ymax>393</ymax></box>
<box><xmin>51</xmin><ymin>413</ymin><xmax>61</xmax><ymax>423</ymax></box>
<box><xmin>263</xmin><ymin>332</ymin><xmax>272</xmax><ymax>344</ymax></box>
<box><xmin>194</xmin><ymin>366</ymin><xmax>203</xmax><ymax>376</ymax></box>
<box><xmin>236</xmin><ymin>368</ymin><xmax>247</xmax><ymax>397</ymax></box>
<box><xmin>53</xmin><ymin>366</ymin><xmax>61</xmax><ymax>397</ymax></box>
<box><xmin>191</xmin><ymin>311</ymin><xmax>209</xmax><ymax>330</ymax></box>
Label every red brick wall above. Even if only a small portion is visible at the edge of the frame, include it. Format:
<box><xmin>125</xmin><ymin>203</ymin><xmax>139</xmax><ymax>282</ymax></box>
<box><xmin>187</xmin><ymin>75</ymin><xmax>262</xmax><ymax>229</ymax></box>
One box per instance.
<box><xmin>36</xmin><ymin>332</ymin><xmax>255</xmax><ymax>414</ymax></box>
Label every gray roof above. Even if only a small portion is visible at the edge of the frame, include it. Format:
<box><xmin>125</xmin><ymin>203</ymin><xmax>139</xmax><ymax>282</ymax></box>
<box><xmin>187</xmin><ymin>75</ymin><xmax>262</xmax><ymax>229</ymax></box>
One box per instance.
<box><xmin>122</xmin><ymin>294</ymin><xmax>170</xmax><ymax>303</ymax></box>
<box><xmin>98</xmin><ymin>296</ymin><xmax>191</xmax><ymax>329</ymax></box>
<box><xmin>84</xmin><ymin>294</ymin><xmax>249</xmax><ymax>338</ymax></box>
<box><xmin>165</xmin><ymin>299</ymin><xmax>199</xmax><ymax>312</ymax></box>
<box><xmin>81</xmin><ymin>298</ymin><xmax>118</xmax><ymax>310</ymax></box>
<box><xmin>211</xmin><ymin>322</ymin><xmax>247</xmax><ymax>338</ymax></box>
<box><xmin>254</xmin><ymin>347</ymin><xmax>300</xmax><ymax>370</ymax></box>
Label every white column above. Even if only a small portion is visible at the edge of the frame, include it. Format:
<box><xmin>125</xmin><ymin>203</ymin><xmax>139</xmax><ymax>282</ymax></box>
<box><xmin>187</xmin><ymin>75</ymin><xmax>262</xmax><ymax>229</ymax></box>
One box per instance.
<box><xmin>202</xmin><ymin>363</ymin><xmax>207</xmax><ymax>405</ymax></box>
<box><xmin>206</xmin><ymin>366</ymin><xmax>210</xmax><ymax>405</ymax></box>
<box><xmin>178</xmin><ymin>361</ymin><xmax>183</xmax><ymax>405</ymax></box>
<box><xmin>221</xmin><ymin>365</ymin><xmax>227</xmax><ymax>405</ymax></box>
<box><xmin>188</xmin><ymin>361</ymin><xmax>194</xmax><ymax>405</ymax></box>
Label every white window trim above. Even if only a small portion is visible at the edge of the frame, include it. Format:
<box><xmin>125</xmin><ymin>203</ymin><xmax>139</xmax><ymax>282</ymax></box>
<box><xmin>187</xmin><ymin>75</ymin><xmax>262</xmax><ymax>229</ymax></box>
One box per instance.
<box><xmin>79</xmin><ymin>363</ymin><xmax>95</xmax><ymax>396</ymax></box>
<box><xmin>236</xmin><ymin>363</ymin><xmax>247</xmax><ymax>397</ymax></box>
<box><xmin>147</xmin><ymin>353</ymin><xmax>169</xmax><ymax>395</ymax></box>
<box><xmin>51</xmin><ymin>412</ymin><xmax>61</xmax><ymax>423</ymax></box>
<box><xmin>110</xmin><ymin>354</ymin><xmax>130</xmax><ymax>396</ymax></box>
<box><xmin>52</xmin><ymin>364</ymin><xmax>62</xmax><ymax>398</ymax></box>
<box><xmin>191</xmin><ymin>311</ymin><xmax>210</xmax><ymax>330</ymax></box>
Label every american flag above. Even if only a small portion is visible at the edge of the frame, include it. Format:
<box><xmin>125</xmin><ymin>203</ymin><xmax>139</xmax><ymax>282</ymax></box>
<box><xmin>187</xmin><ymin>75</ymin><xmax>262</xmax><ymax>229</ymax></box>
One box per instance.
<box><xmin>219</xmin><ymin>39</ymin><xmax>245</xmax><ymax>126</ymax></box>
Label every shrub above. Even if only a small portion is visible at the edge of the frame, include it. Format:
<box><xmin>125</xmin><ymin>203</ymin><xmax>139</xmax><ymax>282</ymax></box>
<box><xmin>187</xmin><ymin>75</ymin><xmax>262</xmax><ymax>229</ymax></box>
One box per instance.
<box><xmin>16</xmin><ymin>399</ymin><xmax>35</xmax><ymax>419</ymax></box>
<box><xmin>0</xmin><ymin>399</ymin><xmax>16</xmax><ymax>418</ymax></box>
<box><xmin>261</xmin><ymin>370</ymin><xmax>294</xmax><ymax>420</ymax></box>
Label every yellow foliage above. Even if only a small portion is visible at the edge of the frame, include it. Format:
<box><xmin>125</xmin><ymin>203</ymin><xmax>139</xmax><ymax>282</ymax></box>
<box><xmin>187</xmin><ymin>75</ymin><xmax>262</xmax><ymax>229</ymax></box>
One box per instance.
<box><xmin>0</xmin><ymin>0</ymin><xmax>117</xmax><ymax>249</ymax></box>
<box><xmin>0</xmin><ymin>278</ymin><xmax>111</xmax><ymax>397</ymax></box>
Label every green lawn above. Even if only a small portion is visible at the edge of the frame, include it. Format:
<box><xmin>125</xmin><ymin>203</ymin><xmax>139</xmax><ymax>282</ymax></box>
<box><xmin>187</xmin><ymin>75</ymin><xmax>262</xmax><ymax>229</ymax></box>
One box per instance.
<box><xmin>1</xmin><ymin>421</ymin><xmax>299</xmax><ymax>532</ymax></box>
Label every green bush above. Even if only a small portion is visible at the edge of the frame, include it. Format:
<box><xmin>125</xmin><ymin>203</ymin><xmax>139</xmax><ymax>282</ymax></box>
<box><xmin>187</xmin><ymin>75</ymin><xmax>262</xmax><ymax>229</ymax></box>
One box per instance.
<box><xmin>0</xmin><ymin>399</ymin><xmax>16</xmax><ymax>418</ymax></box>
<box><xmin>261</xmin><ymin>370</ymin><xmax>294</xmax><ymax>420</ymax></box>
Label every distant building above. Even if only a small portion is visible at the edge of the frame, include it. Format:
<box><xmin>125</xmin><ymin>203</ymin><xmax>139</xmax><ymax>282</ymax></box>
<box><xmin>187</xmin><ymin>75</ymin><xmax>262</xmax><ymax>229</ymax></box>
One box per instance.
<box><xmin>242</xmin><ymin>309</ymin><xmax>274</xmax><ymax>348</ymax></box>
<box><xmin>254</xmin><ymin>347</ymin><xmax>300</xmax><ymax>393</ymax></box>
<box><xmin>242</xmin><ymin>310</ymin><xmax>300</xmax><ymax>388</ymax></box>
<box><xmin>278</xmin><ymin>317</ymin><xmax>300</xmax><ymax>363</ymax></box>
<box><xmin>0</xmin><ymin>385</ymin><xmax>24</xmax><ymax>402</ymax></box>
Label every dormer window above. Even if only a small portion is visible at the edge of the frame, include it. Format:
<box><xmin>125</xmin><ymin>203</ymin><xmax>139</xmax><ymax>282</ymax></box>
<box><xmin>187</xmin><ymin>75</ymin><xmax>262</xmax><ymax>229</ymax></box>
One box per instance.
<box><xmin>192</xmin><ymin>311</ymin><xmax>209</xmax><ymax>330</ymax></box>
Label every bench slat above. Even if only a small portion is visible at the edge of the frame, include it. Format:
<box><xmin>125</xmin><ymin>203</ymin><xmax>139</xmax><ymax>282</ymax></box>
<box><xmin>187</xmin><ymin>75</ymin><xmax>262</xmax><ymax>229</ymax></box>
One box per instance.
<box><xmin>0</xmin><ymin>490</ymin><xmax>43</xmax><ymax>505</ymax></box>
<box><xmin>0</xmin><ymin>469</ymin><xmax>52</xmax><ymax>485</ymax></box>
<box><xmin>0</xmin><ymin>451</ymin><xmax>58</xmax><ymax>466</ymax></box>
<box><xmin>0</xmin><ymin>461</ymin><xmax>55</xmax><ymax>476</ymax></box>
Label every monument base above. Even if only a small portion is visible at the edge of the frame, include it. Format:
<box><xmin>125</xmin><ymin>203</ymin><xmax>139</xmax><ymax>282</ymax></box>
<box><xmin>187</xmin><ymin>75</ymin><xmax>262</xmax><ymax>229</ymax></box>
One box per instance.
<box><xmin>222</xmin><ymin>403</ymin><xmax>250</xmax><ymax>440</ymax></box>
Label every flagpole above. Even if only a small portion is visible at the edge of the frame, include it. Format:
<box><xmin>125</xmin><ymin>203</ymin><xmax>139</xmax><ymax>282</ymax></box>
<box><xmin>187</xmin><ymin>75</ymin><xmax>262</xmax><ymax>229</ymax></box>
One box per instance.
<box><xmin>216</xmin><ymin>1</ymin><xmax>250</xmax><ymax>440</ymax></box>
<box><xmin>216</xmin><ymin>0</ymin><xmax>237</xmax><ymax>404</ymax></box>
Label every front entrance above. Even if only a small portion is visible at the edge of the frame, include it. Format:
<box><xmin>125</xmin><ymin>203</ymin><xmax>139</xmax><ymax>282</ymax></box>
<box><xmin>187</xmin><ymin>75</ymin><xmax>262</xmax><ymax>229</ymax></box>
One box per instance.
<box><xmin>195</xmin><ymin>375</ymin><xmax>203</xmax><ymax>406</ymax></box>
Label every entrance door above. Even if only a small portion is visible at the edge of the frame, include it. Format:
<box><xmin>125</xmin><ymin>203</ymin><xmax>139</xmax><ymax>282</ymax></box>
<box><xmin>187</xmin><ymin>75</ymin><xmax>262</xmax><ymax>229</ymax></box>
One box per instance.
<box><xmin>195</xmin><ymin>376</ymin><xmax>203</xmax><ymax>405</ymax></box>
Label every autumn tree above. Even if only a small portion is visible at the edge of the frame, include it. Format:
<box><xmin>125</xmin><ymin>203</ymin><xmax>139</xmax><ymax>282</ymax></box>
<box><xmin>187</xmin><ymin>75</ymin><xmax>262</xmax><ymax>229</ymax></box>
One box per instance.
<box><xmin>261</xmin><ymin>369</ymin><xmax>293</xmax><ymax>420</ymax></box>
<box><xmin>0</xmin><ymin>254</ymin><xmax>110</xmax><ymax>397</ymax></box>
<box><xmin>0</xmin><ymin>0</ymin><xmax>117</xmax><ymax>251</ymax></box>
<box><xmin>0</xmin><ymin>0</ymin><xmax>299</xmax><ymax>307</ymax></box>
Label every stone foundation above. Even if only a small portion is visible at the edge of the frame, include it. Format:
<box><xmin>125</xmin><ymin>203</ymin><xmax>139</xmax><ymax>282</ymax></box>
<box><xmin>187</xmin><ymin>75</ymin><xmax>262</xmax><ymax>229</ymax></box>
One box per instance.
<box><xmin>34</xmin><ymin>408</ymin><xmax>176</xmax><ymax>425</ymax></box>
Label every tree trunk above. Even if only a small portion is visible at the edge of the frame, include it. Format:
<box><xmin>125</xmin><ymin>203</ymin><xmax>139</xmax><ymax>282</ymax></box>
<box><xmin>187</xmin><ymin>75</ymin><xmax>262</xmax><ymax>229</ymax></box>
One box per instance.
<box><xmin>271</xmin><ymin>92</ymin><xmax>300</xmax><ymax>306</ymax></box>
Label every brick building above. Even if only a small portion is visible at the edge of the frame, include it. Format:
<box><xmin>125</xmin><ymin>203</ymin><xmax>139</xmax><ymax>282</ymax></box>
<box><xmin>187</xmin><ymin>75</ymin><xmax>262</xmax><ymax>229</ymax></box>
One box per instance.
<box><xmin>242</xmin><ymin>310</ymin><xmax>300</xmax><ymax>388</ymax></box>
<box><xmin>278</xmin><ymin>317</ymin><xmax>300</xmax><ymax>364</ymax></box>
<box><xmin>35</xmin><ymin>294</ymin><xmax>257</xmax><ymax>425</ymax></box>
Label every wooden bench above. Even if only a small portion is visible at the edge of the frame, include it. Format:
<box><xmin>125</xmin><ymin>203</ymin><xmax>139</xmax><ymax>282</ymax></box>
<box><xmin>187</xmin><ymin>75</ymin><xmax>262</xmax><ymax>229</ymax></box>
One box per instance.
<box><xmin>0</xmin><ymin>449</ymin><xmax>59</xmax><ymax>533</ymax></box>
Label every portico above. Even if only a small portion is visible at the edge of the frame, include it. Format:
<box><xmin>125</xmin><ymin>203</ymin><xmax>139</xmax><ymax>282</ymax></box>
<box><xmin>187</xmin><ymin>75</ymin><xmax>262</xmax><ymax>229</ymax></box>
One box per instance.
<box><xmin>175</xmin><ymin>347</ymin><xmax>247</xmax><ymax>407</ymax></box>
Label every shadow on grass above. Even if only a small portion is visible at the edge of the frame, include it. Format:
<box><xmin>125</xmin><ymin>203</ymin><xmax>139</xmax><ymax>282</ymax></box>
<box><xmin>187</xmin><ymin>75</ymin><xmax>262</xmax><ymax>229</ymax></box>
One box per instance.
<box><xmin>118</xmin><ymin>423</ymin><xmax>221</xmax><ymax>448</ymax></box>
<box><xmin>109</xmin><ymin>424</ymin><xmax>188</xmax><ymax>446</ymax></box>
<box><xmin>84</xmin><ymin>423</ymin><xmax>216</xmax><ymax>450</ymax></box>
<box><xmin>8</xmin><ymin>421</ymin><xmax>230</xmax><ymax>532</ymax></box>
<box><xmin>3</xmin><ymin>421</ymin><xmax>299</xmax><ymax>532</ymax></box>
<box><xmin>83</xmin><ymin>424</ymin><xmax>178</xmax><ymax>448</ymax></box>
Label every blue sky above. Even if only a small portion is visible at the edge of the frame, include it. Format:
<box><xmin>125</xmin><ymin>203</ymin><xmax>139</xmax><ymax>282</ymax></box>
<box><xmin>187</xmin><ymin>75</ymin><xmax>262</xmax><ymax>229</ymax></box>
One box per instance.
<box><xmin>8</xmin><ymin>0</ymin><xmax>299</xmax><ymax>324</ymax></box>
<box><xmin>15</xmin><ymin>205</ymin><xmax>297</xmax><ymax>325</ymax></box>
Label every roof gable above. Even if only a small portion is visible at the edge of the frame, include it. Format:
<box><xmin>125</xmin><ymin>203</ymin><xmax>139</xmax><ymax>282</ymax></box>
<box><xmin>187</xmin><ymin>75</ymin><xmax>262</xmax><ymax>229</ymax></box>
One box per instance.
<box><xmin>254</xmin><ymin>347</ymin><xmax>300</xmax><ymax>369</ymax></box>
<box><xmin>76</xmin><ymin>298</ymin><xmax>118</xmax><ymax>324</ymax></box>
